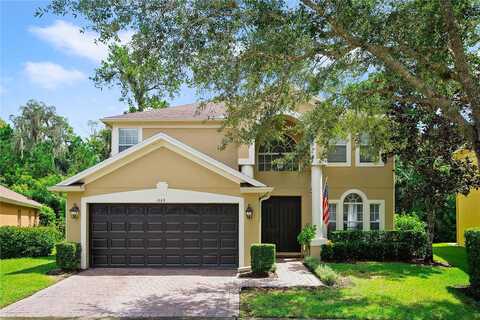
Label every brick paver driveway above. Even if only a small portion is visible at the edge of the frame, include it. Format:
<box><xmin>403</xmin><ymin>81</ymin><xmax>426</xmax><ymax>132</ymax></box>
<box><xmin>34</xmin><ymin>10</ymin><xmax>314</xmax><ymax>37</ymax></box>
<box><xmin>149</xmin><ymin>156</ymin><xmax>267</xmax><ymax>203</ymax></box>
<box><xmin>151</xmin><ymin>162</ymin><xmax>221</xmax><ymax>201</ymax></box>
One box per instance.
<box><xmin>0</xmin><ymin>259</ymin><xmax>320</xmax><ymax>318</ymax></box>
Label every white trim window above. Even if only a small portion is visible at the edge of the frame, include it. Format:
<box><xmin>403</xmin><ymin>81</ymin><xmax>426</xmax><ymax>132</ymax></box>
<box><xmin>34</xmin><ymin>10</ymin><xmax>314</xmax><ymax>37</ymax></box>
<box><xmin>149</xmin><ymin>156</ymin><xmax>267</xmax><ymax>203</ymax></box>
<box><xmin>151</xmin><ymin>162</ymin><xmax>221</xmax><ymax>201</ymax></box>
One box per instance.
<box><xmin>327</xmin><ymin>203</ymin><xmax>337</xmax><ymax>234</ymax></box>
<box><xmin>257</xmin><ymin>136</ymin><xmax>298</xmax><ymax>171</ymax></box>
<box><xmin>343</xmin><ymin>193</ymin><xmax>363</xmax><ymax>230</ymax></box>
<box><xmin>118</xmin><ymin>128</ymin><xmax>139</xmax><ymax>152</ymax></box>
<box><xmin>356</xmin><ymin>134</ymin><xmax>384</xmax><ymax>167</ymax></box>
<box><xmin>326</xmin><ymin>137</ymin><xmax>351</xmax><ymax>166</ymax></box>
<box><xmin>370</xmin><ymin>203</ymin><xmax>381</xmax><ymax>230</ymax></box>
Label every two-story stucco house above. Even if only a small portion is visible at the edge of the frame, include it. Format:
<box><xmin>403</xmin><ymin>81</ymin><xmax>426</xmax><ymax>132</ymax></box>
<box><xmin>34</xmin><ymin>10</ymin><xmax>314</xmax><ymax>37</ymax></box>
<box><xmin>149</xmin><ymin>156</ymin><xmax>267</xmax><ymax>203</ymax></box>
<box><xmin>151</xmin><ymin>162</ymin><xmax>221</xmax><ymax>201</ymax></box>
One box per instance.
<box><xmin>50</xmin><ymin>102</ymin><xmax>394</xmax><ymax>270</ymax></box>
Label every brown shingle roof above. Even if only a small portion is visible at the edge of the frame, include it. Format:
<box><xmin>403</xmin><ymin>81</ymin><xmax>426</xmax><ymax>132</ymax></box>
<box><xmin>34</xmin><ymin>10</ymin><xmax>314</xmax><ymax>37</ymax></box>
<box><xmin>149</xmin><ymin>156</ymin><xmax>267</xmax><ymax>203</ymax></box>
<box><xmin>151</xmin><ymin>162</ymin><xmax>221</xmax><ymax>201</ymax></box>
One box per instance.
<box><xmin>0</xmin><ymin>185</ymin><xmax>42</xmax><ymax>208</ymax></box>
<box><xmin>101</xmin><ymin>102</ymin><xmax>226</xmax><ymax>122</ymax></box>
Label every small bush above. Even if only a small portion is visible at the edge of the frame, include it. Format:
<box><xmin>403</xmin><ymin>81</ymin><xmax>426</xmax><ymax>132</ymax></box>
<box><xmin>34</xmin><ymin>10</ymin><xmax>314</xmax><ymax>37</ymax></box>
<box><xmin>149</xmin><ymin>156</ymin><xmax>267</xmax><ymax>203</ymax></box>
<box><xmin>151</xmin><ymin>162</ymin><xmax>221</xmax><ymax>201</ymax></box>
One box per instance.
<box><xmin>395</xmin><ymin>214</ymin><xmax>426</xmax><ymax>233</ymax></box>
<box><xmin>56</xmin><ymin>242</ymin><xmax>81</xmax><ymax>271</ymax></box>
<box><xmin>39</xmin><ymin>205</ymin><xmax>56</xmax><ymax>226</ymax></box>
<box><xmin>321</xmin><ymin>230</ymin><xmax>427</xmax><ymax>262</ymax></box>
<box><xmin>465</xmin><ymin>228</ymin><xmax>480</xmax><ymax>298</ymax></box>
<box><xmin>0</xmin><ymin>226</ymin><xmax>59</xmax><ymax>258</ymax></box>
<box><xmin>251</xmin><ymin>243</ymin><xmax>276</xmax><ymax>274</ymax></box>
<box><xmin>304</xmin><ymin>256</ymin><xmax>338</xmax><ymax>286</ymax></box>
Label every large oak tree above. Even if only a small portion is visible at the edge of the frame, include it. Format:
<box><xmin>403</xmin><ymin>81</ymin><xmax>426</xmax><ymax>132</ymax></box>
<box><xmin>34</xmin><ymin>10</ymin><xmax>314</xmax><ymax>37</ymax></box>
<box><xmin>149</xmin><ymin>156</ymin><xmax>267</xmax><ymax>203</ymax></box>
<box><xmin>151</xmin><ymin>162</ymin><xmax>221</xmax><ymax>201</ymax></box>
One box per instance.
<box><xmin>41</xmin><ymin>0</ymin><xmax>479</xmax><ymax>163</ymax></box>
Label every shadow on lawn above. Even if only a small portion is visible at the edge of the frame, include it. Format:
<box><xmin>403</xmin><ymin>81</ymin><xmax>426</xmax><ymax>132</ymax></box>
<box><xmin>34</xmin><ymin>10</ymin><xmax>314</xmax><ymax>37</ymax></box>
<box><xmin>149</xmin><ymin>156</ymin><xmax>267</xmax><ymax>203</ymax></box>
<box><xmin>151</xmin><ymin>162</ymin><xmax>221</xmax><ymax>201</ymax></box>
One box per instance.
<box><xmin>327</xmin><ymin>262</ymin><xmax>443</xmax><ymax>280</ymax></box>
<box><xmin>434</xmin><ymin>244</ymin><xmax>468</xmax><ymax>273</ymax></box>
<box><xmin>5</xmin><ymin>259</ymin><xmax>56</xmax><ymax>276</ymax></box>
<box><xmin>242</xmin><ymin>286</ymin><xmax>480</xmax><ymax>319</ymax></box>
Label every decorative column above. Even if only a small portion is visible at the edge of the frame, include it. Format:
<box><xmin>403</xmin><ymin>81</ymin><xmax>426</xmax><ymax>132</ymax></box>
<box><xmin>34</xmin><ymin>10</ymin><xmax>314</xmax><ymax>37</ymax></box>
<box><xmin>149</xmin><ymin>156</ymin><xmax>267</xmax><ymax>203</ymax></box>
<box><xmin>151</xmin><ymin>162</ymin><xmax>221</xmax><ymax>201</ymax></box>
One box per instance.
<box><xmin>311</xmin><ymin>142</ymin><xmax>327</xmax><ymax>245</ymax></box>
<box><xmin>238</xmin><ymin>142</ymin><xmax>255</xmax><ymax>178</ymax></box>
<box><xmin>241</xmin><ymin>165</ymin><xmax>254</xmax><ymax>178</ymax></box>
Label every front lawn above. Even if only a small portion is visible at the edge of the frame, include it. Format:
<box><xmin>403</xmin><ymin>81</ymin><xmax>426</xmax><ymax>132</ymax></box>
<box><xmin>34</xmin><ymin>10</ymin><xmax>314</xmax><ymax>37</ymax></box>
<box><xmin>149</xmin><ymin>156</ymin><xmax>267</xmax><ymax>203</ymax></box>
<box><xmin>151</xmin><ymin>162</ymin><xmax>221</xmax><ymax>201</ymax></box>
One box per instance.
<box><xmin>0</xmin><ymin>256</ymin><xmax>58</xmax><ymax>308</ymax></box>
<box><xmin>241</xmin><ymin>244</ymin><xmax>479</xmax><ymax>319</ymax></box>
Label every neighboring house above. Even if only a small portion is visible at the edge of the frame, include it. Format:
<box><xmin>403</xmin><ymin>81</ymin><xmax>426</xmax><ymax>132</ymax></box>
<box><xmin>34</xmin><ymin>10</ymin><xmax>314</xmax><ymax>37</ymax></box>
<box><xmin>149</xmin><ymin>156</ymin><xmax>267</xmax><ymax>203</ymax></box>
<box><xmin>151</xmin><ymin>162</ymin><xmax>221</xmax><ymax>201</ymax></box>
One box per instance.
<box><xmin>0</xmin><ymin>185</ymin><xmax>41</xmax><ymax>227</ymax></box>
<box><xmin>50</xmin><ymin>102</ymin><xmax>394</xmax><ymax>270</ymax></box>
<box><xmin>456</xmin><ymin>150</ymin><xmax>480</xmax><ymax>246</ymax></box>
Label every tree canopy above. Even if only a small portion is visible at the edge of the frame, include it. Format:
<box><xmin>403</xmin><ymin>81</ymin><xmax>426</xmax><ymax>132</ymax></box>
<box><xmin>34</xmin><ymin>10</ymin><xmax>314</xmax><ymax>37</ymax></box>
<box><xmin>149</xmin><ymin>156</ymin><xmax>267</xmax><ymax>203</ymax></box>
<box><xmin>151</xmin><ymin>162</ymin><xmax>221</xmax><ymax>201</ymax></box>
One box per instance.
<box><xmin>390</xmin><ymin>103</ymin><xmax>480</xmax><ymax>261</ymax></box>
<box><xmin>92</xmin><ymin>44</ymin><xmax>171</xmax><ymax>112</ymax></box>
<box><xmin>41</xmin><ymin>0</ymin><xmax>480</xmax><ymax>164</ymax></box>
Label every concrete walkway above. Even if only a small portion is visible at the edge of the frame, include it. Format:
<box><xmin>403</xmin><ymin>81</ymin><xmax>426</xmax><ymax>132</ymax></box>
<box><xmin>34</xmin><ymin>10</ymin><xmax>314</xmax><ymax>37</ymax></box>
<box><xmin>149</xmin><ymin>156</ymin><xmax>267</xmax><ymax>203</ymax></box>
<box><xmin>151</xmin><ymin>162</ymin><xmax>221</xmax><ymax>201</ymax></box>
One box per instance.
<box><xmin>0</xmin><ymin>259</ymin><xmax>321</xmax><ymax>318</ymax></box>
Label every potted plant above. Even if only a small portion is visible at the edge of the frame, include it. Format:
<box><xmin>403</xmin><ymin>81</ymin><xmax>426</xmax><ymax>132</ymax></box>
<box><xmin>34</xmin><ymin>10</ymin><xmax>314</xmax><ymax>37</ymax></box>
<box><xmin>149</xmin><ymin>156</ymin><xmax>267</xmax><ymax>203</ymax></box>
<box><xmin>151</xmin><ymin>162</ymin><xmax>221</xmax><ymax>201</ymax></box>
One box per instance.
<box><xmin>297</xmin><ymin>224</ymin><xmax>317</xmax><ymax>257</ymax></box>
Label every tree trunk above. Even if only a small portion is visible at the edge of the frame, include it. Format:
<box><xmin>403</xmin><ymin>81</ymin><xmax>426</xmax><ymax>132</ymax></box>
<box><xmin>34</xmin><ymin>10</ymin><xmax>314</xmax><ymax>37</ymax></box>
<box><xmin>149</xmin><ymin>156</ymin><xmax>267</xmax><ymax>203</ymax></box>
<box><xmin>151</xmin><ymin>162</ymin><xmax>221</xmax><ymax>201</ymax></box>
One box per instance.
<box><xmin>425</xmin><ymin>208</ymin><xmax>436</xmax><ymax>263</ymax></box>
<box><xmin>473</xmin><ymin>123</ymin><xmax>480</xmax><ymax>168</ymax></box>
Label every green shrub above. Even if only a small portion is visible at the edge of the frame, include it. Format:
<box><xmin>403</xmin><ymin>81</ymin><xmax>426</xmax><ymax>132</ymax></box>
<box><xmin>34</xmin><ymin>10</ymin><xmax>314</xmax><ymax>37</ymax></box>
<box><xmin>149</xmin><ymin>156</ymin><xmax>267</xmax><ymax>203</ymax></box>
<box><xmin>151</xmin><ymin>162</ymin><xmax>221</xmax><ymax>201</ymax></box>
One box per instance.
<box><xmin>56</xmin><ymin>241</ymin><xmax>81</xmax><ymax>271</ymax></box>
<box><xmin>297</xmin><ymin>224</ymin><xmax>317</xmax><ymax>256</ymax></box>
<box><xmin>465</xmin><ymin>228</ymin><xmax>480</xmax><ymax>298</ymax></box>
<box><xmin>321</xmin><ymin>230</ymin><xmax>427</xmax><ymax>262</ymax></box>
<box><xmin>0</xmin><ymin>226</ymin><xmax>59</xmax><ymax>258</ymax></box>
<box><xmin>395</xmin><ymin>214</ymin><xmax>426</xmax><ymax>233</ymax></box>
<box><xmin>39</xmin><ymin>205</ymin><xmax>56</xmax><ymax>226</ymax></box>
<box><xmin>304</xmin><ymin>256</ymin><xmax>338</xmax><ymax>286</ymax></box>
<box><xmin>251</xmin><ymin>243</ymin><xmax>276</xmax><ymax>274</ymax></box>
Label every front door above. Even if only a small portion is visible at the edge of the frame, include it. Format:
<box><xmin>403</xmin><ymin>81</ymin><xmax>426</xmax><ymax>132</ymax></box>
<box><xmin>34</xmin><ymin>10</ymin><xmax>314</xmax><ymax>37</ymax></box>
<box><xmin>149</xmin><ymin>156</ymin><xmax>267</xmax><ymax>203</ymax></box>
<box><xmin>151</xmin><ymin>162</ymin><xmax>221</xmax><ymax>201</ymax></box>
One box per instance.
<box><xmin>261</xmin><ymin>196</ymin><xmax>301</xmax><ymax>252</ymax></box>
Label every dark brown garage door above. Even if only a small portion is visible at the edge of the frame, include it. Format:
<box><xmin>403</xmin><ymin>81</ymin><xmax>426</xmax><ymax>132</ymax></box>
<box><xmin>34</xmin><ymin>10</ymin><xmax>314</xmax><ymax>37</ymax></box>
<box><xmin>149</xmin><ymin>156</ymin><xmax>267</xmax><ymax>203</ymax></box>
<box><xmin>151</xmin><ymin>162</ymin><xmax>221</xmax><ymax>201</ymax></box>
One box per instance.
<box><xmin>89</xmin><ymin>203</ymin><xmax>238</xmax><ymax>268</ymax></box>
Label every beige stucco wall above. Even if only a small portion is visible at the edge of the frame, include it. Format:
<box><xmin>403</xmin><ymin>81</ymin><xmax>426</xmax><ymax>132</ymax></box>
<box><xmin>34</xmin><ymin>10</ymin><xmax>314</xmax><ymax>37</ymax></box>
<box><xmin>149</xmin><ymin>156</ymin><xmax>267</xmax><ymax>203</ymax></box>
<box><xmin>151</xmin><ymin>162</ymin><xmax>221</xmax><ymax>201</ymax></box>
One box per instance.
<box><xmin>143</xmin><ymin>127</ymin><xmax>239</xmax><ymax>169</ymax></box>
<box><xmin>0</xmin><ymin>202</ymin><xmax>38</xmax><ymax>227</ymax></box>
<box><xmin>65</xmin><ymin>145</ymin><xmax>261</xmax><ymax>267</ymax></box>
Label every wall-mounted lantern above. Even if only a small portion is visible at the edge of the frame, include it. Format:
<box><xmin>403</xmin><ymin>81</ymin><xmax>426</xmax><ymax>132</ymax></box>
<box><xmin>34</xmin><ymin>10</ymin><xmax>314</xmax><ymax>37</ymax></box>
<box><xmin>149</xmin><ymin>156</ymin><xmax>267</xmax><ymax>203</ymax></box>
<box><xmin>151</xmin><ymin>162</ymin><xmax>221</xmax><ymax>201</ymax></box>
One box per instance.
<box><xmin>245</xmin><ymin>205</ymin><xmax>254</xmax><ymax>219</ymax></box>
<box><xmin>69</xmin><ymin>203</ymin><xmax>80</xmax><ymax>219</ymax></box>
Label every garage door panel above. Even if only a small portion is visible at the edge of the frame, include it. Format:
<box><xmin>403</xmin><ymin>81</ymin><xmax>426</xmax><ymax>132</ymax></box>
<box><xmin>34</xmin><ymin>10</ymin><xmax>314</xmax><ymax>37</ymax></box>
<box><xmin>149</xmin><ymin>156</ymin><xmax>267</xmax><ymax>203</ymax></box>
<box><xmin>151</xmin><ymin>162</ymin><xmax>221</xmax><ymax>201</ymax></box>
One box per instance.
<box><xmin>111</xmin><ymin>238</ymin><xmax>127</xmax><ymax>248</ymax></box>
<box><xmin>92</xmin><ymin>222</ymin><xmax>108</xmax><ymax>232</ymax></box>
<box><xmin>90</xmin><ymin>203</ymin><xmax>238</xmax><ymax>268</ymax></box>
<box><xmin>110</xmin><ymin>222</ymin><xmax>126</xmax><ymax>232</ymax></box>
<box><xmin>147</xmin><ymin>222</ymin><xmax>163</xmax><ymax>232</ymax></box>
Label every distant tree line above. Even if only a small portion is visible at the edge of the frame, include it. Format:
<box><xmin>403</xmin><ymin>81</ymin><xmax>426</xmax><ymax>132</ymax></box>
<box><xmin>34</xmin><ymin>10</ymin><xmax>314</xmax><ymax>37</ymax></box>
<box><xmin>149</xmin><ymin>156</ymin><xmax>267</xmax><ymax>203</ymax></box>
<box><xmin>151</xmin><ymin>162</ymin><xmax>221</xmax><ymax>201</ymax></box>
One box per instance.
<box><xmin>0</xmin><ymin>100</ymin><xmax>110</xmax><ymax>231</ymax></box>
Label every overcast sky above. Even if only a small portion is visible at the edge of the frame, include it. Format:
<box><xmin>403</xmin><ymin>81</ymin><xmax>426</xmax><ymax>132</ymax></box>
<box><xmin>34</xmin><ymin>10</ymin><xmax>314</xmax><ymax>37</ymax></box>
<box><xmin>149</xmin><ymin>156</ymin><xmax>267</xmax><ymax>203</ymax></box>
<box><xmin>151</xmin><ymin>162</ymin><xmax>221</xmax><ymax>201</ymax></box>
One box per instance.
<box><xmin>0</xmin><ymin>0</ymin><xmax>199</xmax><ymax>137</ymax></box>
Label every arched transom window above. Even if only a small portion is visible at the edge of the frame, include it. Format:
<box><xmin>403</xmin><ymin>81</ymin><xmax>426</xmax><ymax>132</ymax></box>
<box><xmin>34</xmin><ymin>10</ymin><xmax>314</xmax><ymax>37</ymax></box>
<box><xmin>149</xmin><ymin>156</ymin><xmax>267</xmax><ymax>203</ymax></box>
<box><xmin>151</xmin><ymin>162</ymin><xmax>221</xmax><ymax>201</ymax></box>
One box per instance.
<box><xmin>258</xmin><ymin>136</ymin><xmax>298</xmax><ymax>171</ymax></box>
<box><xmin>343</xmin><ymin>193</ymin><xmax>363</xmax><ymax>230</ymax></box>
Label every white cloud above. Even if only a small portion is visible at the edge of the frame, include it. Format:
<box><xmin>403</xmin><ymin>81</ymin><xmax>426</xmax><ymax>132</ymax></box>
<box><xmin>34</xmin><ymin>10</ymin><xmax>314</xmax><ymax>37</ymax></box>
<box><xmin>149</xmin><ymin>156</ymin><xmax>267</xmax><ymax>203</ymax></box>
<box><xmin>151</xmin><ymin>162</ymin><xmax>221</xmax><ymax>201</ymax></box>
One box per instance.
<box><xmin>24</xmin><ymin>61</ymin><xmax>85</xmax><ymax>89</ymax></box>
<box><xmin>29</xmin><ymin>20</ymin><xmax>133</xmax><ymax>63</ymax></box>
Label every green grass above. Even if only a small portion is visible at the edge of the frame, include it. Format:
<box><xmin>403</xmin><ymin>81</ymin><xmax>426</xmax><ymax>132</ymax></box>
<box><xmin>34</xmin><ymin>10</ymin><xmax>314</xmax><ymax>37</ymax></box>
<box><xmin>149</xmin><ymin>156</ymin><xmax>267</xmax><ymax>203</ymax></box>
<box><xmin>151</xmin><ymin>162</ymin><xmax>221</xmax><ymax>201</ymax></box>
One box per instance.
<box><xmin>241</xmin><ymin>244</ymin><xmax>479</xmax><ymax>319</ymax></box>
<box><xmin>433</xmin><ymin>242</ymin><xmax>468</xmax><ymax>272</ymax></box>
<box><xmin>0</xmin><ymin>256</ymin><xmax>58</xmax><ymax>308</ymax></box>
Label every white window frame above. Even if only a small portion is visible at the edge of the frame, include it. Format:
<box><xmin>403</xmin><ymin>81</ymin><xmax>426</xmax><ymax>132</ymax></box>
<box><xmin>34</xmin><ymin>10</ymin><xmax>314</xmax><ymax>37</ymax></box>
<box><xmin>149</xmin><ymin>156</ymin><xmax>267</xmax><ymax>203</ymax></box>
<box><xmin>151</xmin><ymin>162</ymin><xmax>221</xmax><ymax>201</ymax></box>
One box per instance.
<box><xmin>367</xmin><ymin>200</ymin><xmax>385</xmax><ymax>231</ymax></box>
<box><xmin>355</xmin><ymin>134</ymin><xmax>384</xmax><ymax>167</ymax></box>
<box><xmin>330</xmin><ymin>189</ymin><xmax>385</xmax><ymax>232</ymax></box>
<box><xmin>325</xmin><ymin>135</ymin><xmax>352</xmax><ymax>167</ymax></box>
<box><xmin>327</xmin><ymin>200</ymin><xmax>339</xmax><ymax>232</ymax></box>
<box><xmin>112</xmin><ymin>126</ymin><xmax>142</xmax><ymax>156</ymax></box>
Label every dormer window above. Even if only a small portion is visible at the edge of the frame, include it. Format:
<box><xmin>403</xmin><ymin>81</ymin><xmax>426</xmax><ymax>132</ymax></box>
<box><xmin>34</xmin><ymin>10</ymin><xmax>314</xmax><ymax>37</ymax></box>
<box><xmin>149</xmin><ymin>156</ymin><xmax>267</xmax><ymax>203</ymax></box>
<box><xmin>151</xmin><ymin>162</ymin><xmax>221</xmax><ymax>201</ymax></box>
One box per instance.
<box><xmin>258</xmin><ymin>136</ymin><xmax>298</xmax><ymax>172</ymax></box>
<box><xmin>118</xmin><ymin>128</ymin><xmax>139</xmax><ymax>152</ymax></box>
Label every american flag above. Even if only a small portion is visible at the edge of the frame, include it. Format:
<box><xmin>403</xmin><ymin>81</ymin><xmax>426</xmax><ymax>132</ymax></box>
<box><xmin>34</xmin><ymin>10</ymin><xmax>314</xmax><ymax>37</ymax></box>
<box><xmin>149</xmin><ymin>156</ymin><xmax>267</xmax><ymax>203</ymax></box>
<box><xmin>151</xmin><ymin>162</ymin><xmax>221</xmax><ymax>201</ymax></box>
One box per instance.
<box><xmin>323</xmin><ymin>182</ymin><xmax>329</xmax><ymax>226</ymax></box>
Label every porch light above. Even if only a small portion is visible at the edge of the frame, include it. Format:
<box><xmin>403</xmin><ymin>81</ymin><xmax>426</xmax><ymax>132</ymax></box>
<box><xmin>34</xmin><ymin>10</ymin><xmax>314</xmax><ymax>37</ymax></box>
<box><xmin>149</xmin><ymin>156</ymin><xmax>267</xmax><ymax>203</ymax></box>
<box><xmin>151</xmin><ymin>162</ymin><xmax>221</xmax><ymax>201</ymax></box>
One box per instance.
<box><xmin>245</xmin><ymin>205</ymin><xmax>254</xmax><ymax>219</ymax></box>
<box><xmin>69</xmin><ymin>204</ymin><xmax>80</xmax><ymax>219</ymax></box>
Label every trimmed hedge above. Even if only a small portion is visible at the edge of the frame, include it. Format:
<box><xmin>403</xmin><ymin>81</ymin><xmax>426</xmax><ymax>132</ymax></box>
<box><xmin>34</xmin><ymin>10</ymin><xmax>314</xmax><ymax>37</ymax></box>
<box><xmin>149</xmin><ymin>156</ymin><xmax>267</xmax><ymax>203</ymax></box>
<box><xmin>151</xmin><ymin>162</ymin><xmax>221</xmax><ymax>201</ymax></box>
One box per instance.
<box><xmin>321</xmin><ymin>230</ymin><xmax>427</xmax><ymax>262</ymax></box>
<box><xmin>251</xmin><ymin>243</ymin><xmax>276</xmax><ymax>274</ymax></box>
<box><xmin>465</xmin><ymin>228</ymin><xmax>480</xmax><ymax>298</ymax></box>
<box><xmin>0</xmin><ymin>226</ymin><xmax>60</xmax><ymax>259</ymax></box>
<box><xmin>56</xmin><ymin>242</ymin><xmax>81</xmax><ymax>271</ymax></box>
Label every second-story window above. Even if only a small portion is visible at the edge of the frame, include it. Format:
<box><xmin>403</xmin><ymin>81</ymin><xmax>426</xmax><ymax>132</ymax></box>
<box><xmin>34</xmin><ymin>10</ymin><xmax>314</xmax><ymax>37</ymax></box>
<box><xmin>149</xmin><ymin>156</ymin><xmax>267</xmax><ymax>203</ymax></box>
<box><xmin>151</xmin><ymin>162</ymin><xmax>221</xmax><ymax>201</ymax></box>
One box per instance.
<box><xmin>358</xmin><ymin>134</ymin><xmax>375</xmax><ymax>163</ymax></box>
<box><xmin>118</xmin><ymin>128</ymin><xmax>139</xmax><ymax>152</ymax></box>
<box><xmin>357</xmin><ymin>133</ymin><xmax>384</xmax><ymax>166</ymax></box>
<box><xmin>327</xmin><ymin>137</ymin><xmax>350</xmax><ymax>165</ymax></box>
<box><xmin>258</xmin><ymin>135</ymin><xmax>298</xmax><ymax>171</ymax></box>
